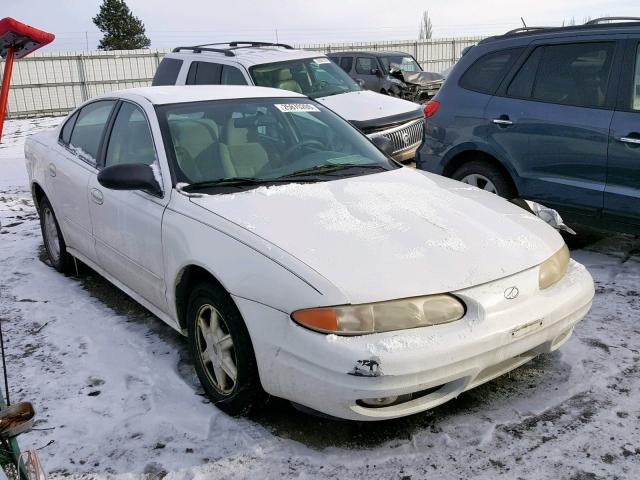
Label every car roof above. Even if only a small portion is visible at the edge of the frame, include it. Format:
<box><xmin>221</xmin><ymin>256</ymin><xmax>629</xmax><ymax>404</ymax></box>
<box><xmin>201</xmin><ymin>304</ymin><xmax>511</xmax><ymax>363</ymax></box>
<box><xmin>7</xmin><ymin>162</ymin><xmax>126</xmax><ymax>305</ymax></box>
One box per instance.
<box><xmin>329</xmin><ymin>51</ymin><xmax>412</xmax><ymax>57</ymax></box>
<box><xmin>168</xmin><ymin>46</ymin><xmax>325</xmax><ymax>67</ymax></box>
<box><xmin>480</xmin><ymin>21</ymin><xmax>640</xmax><ymax>45</ymax></box>
<box><xmin>97</xmin><ymin>85</ymin><xmax>306</xmax><ymax>105</ymax></box>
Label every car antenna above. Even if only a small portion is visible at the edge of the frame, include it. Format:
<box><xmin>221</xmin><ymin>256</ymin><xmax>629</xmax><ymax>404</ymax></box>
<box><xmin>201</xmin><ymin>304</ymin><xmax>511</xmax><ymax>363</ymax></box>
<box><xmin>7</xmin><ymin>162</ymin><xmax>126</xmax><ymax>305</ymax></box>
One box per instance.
<box><xmin>521</xmin><ymin>17</ymin><xmax>527</xmax><ymax>28</ymax></box>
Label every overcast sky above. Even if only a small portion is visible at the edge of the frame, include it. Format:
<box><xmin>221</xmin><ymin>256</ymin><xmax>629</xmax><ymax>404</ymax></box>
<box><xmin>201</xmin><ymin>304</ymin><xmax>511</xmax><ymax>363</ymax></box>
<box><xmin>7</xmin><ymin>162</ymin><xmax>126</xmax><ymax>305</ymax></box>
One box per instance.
<box><xmin>3</xmin><ymin>0</ymin><xmax>638</xmax><ymax>52</ymax></box>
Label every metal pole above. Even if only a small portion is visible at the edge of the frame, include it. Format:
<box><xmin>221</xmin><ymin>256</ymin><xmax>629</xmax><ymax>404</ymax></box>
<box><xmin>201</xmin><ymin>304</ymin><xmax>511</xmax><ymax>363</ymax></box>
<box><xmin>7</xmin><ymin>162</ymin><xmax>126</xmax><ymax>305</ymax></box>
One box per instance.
<box><xmin>0</xmin><ymin>47</ymin><xmax>16</xmax><ymax>142</ymax></box>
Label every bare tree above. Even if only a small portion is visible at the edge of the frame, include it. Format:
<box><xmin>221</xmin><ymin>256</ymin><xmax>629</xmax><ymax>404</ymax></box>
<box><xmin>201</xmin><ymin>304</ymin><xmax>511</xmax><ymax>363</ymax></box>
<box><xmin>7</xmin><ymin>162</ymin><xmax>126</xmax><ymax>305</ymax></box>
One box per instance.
<box><xmin>562</xmin><ymin>16</ymin><xmax>576</xmax><ymax>27</ymax></box>
<box><xmin>419</xmin><ymin>10</ymin><xmax>433</xmax><ymax>40</ymax></box>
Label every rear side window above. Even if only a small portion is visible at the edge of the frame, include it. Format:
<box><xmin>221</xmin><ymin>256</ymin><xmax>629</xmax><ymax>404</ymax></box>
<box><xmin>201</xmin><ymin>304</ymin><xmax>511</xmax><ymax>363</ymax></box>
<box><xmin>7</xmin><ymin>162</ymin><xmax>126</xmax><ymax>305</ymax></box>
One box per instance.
<box><xmin>152</xmin><ymin>58</ymin><xmax>183</xmax><ymax>86</ymax></box>
<box><xmin>531</xmin><ymin>42</ymin><xmax>615</xmax><ymax>109</ymax></box>
<box><xmin>460</xmin><ymin>48</ymin><xmax>524</xmax><ymax>94</ymax></box>
<box><xmin>59</xmin><ymin>111</ymin><xmax>78</xmax><ymax>145</ymax></box>
<box><xmin>187</xmin><ymin>62</ymin><xmax>222</xmax><ymax>85</ymax></box>
<box><xmin>69</xmin><ymin>100</ymin><xmax>116</xmax><ymax>164</ymax></box>
<box><xmin>221</xmin><ymin>65</ymin><xmax>248</xmax><ymax>85</ymax></box>
<box><xmin>632</xmin><ymin>44</ymin><xmax>640</xmax><ymax>110</ymax></box>
<box><xmin>340</xmin><ymin>57</ymin><xmax>353</xmax><ymax>72</ymax></box>
<box><xmin>355</xmin><ymin>57</ymin><xmax>374</xmax><ymax>75</ymax></box>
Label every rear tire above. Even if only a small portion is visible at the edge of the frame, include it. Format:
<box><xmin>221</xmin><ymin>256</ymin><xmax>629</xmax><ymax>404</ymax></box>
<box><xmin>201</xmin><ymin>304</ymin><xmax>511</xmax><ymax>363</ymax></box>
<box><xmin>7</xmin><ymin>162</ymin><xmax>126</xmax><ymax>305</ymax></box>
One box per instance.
<box><xmin>187</xmin><ymin>282</ymin><xmax>266</xmax><ymax>416</ymax></box>
<box><xmin>452</xmin><ymin>160</ymin><xmax>516</xmax><ymax>199</ymax></box>
<box><xmin>39</xmin><ymin>196</ymin><xmax>73</xmax><ymax>274</ymax></box>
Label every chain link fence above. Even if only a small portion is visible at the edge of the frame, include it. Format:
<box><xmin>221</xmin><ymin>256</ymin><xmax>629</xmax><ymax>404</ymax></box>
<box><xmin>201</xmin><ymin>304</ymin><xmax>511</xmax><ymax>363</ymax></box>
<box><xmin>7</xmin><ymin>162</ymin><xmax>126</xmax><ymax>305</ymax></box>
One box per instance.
<box><xmin>0</xmin><ymin>37</ymin><xmax>483</xmax><ymax>119</ymax></box>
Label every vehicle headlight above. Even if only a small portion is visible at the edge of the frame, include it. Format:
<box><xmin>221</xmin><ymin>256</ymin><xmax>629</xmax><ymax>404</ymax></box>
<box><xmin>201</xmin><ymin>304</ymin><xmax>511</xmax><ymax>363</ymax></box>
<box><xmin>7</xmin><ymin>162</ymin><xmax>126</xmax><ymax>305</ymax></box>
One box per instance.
<box><xmin>291</xmin><ymin>294</ymin><xmax>466</xmax><ymax>335</ymax></box>
<box><xmin>539</xmin><ymin>244</ymin><xmax>570</xmax><ymax>290</ymax></box>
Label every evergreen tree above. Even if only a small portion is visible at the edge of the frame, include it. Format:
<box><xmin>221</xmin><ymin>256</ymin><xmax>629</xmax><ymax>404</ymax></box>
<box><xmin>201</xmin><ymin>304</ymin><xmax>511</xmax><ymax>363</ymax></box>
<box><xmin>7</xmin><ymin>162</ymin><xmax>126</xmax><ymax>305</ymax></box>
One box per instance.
<box><xmin>93</xmin><ymin>0</ymin><xmax>151</xmax><ymax>50</ymax></box>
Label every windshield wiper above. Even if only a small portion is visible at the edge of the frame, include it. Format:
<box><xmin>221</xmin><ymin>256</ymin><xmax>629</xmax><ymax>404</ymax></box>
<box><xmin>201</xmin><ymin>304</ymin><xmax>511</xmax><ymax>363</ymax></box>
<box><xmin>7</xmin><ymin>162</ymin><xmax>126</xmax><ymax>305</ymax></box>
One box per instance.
<box><xmin>181</xmin><ymin>176</ymin><xmax>319</xmax><ymax>192</ymax></box>
<box><xmin>277</xmin><ymin>163</ymin><xmax>389</xmax><ymax>179</ymax></box>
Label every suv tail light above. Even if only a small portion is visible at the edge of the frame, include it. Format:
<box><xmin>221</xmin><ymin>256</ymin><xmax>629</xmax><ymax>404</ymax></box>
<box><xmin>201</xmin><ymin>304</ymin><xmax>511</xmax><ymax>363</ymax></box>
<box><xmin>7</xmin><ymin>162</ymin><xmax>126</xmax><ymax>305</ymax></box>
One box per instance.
<box><xmin>423</xmin><ymin>100</ymin><xmax>440</xmax><ymax>118</ymax></box>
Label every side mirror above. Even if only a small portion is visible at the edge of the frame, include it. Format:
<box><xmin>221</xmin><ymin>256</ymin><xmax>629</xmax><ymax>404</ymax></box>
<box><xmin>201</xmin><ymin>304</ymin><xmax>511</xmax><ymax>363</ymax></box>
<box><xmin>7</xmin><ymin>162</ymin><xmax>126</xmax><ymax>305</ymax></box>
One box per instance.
<box><xmin>98</xmin><ymin>163</ymin><xmax>162</xmax><ymax>196</ymax></box>
<box><xmin>0</xmin><ymin>402</ymin><xmax>35</xmax><ymax>439</ymax></box>
<box><xmin>355</xmin><ymin>78</ymin><xmax>365</xmax><ymax>89</ymax></box>
<box><xmin>372</xmin><ymin>136</ymin><xmax>394</xmax><ymax>156</ymax></box>
<box><xmin>371</xmin><ymin>68</ymin><xmax>381</xmax><ymax>77</ymax></box>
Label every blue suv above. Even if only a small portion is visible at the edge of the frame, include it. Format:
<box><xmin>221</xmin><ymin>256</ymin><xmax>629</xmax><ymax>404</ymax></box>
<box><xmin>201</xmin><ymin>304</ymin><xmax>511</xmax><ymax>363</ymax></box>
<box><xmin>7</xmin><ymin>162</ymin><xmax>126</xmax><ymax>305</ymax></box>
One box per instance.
<box><xmin>417</xmin><ymin>18</ymin><xmax>640</xmax><ymax>234</ymax></box>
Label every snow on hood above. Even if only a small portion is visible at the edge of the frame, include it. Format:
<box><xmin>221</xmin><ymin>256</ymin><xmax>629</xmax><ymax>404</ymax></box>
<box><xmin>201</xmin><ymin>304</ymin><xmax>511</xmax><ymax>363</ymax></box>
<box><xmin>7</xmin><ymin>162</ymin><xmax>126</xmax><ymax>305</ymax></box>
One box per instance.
<box><xmin>191</xmin><ymin>168</ymin><xmax>564</xmax><ymax>304</ymax></box>
<box><xmin>315</xmin><ymin>90</ymin><xmax>421</xmax><ymax>123</ymax></box>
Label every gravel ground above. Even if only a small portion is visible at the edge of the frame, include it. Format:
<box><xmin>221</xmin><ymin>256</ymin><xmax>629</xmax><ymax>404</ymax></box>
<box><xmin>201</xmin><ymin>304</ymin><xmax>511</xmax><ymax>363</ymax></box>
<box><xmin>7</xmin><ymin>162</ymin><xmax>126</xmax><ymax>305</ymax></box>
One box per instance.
<box><xmin>1</xmin><ymin>118</ymin><xmax>639</xmax><ymax>479</ymax></box>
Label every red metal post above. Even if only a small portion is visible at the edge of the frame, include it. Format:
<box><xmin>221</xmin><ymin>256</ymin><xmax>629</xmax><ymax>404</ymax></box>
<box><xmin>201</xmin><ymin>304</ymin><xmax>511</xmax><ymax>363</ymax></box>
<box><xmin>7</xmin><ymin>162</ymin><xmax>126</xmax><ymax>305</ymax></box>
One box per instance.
<box><xmin>0</xmin><ymin>47</ymin><xmax>15</xmax><ymax>142</ymax></box>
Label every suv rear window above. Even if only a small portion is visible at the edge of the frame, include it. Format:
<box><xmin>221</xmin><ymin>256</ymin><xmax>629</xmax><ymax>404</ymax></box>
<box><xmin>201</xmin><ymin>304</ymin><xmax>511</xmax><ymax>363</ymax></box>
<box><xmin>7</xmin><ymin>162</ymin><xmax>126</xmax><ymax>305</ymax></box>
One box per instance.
<box><xmin>152</xmin><ymin>58</ymin><xmax>183</xmax><ymax>86</ymax></box>
<box><xmin>460</xmin><ymin>48</ymin><xmax>524</xmax><ymax>94</ymax></box>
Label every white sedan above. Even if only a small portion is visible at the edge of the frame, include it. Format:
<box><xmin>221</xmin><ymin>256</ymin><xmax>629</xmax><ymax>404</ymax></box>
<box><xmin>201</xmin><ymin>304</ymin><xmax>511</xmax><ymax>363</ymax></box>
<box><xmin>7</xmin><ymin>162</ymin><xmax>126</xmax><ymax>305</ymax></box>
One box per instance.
<box><xmin>25</xmin><ymin>86</ymin><xmax>594</xmax><ymax>421</ymax></box>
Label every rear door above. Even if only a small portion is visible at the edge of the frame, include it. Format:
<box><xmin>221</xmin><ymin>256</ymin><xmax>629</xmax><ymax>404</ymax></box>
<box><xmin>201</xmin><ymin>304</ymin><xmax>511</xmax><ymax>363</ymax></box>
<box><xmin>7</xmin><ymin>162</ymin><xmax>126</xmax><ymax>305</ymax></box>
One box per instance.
<box><xmin>604</xmin><ymin>38</ymin><xmax>640</xmax><ymax>228</ymax></box>
<box><xmin>49</xmin><ymin>100</ymin><xmax>116</xmax><ymax>262</ymax></box>
<box><xmin>486</xmin><ymin>39</ymin><xmax>621</xmax><ymax>220</ymax></box>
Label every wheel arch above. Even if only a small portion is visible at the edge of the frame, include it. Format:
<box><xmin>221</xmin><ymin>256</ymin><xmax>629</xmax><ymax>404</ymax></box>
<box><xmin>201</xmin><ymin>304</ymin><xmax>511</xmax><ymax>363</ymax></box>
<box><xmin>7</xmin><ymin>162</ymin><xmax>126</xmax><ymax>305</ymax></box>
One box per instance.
<box><xmin>174</xmin><ymin>264</ymin><xmax>230</xmax><ymax>332</ymax></box>
<box><xmin>442</xmin><ymin>149</ymin><xmax>520</xmax><ymax>195</ymax></box>
<box><xmin>31</xmin><ymin>181</ymin><xmax>47</xmax><ymax>213</ymax></box>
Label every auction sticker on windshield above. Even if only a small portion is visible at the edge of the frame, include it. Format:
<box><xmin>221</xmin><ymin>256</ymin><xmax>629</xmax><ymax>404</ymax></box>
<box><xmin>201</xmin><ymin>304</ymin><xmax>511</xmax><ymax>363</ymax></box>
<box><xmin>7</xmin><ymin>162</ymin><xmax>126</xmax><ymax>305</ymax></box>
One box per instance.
<box><xmin>275</xmin><ymin>104</ymin><xmax>321</xmax><ymax>113</ymax></box>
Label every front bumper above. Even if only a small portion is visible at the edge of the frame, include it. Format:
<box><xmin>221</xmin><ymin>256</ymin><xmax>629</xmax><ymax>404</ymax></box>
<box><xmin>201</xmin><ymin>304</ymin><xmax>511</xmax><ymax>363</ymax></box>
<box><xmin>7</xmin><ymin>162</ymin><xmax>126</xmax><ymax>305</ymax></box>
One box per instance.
<box><xmin>235</xmin><ymin>260</ymin><xmax>594</xmax><ymax>421</ymax></box>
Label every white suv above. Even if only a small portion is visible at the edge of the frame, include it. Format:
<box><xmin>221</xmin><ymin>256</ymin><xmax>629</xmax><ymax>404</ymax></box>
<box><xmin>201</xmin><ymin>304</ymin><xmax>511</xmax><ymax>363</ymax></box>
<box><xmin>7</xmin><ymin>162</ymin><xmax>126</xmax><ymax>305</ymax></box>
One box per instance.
<box><xmin>153</xmin><ymin>41</ymin><xmax>424</xmax><ymax>161</ymax></box>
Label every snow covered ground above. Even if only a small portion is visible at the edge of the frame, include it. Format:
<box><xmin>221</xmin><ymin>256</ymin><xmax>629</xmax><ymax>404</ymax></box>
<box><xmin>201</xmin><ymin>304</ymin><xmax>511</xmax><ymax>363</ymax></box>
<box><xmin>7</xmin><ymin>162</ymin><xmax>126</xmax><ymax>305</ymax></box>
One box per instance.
<box><xmin>1</xmin><ymin>118</ymin><xmax>639</xmax><ymax>479</ymax></box>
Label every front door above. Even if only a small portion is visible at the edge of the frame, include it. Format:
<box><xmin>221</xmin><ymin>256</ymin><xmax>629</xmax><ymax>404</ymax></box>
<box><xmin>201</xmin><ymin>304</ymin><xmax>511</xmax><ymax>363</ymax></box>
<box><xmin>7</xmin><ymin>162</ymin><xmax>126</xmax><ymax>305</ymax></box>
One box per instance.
<box><xmin>604</xmin><ymin>39</ymin><xmax>640</xmax><ymax>228</ymax></box>
<box><xmin>354</xmin><ymin>56</ymin><xmax>381</xmax><ymax>91</ymax></box>
<box><xmin>88</xmin><ymin>101</ymin><xmax>169</xmax><ymax>311</ymax></box>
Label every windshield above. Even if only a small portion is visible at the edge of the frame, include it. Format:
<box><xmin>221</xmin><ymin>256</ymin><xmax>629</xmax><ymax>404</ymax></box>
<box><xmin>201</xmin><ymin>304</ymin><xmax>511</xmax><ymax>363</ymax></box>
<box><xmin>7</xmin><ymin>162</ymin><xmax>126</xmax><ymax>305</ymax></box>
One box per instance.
<box><xmin>157</xmin><ymin>98</ymin><xmax>397</xmax><ymax>192</ymax></box>
<box><xmin>379</xmin><ymin>55</ymin><xmax>422</xmax><ymax>74</ymax></box>
<box><xmin>249</xmin><ymin>57</ymin><xmax>361</xmax><ymax>99</ymax></box>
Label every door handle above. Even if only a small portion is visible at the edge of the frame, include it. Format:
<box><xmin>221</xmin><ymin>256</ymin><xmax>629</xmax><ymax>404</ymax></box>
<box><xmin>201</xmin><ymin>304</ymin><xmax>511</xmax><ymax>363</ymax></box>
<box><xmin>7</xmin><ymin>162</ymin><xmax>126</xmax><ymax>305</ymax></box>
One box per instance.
<box><xmin>492</xmin><ymin>117</ymin><xmax>513</xmax><ymax>126</ymax></box>
<box><xmin>48</xmin><ymin>163</ymin><xmax>56</xmax><ymax>177</ymax></box>
<box><xmin>90</xmin><ymin>188</ymin><xmax>104</xmax><ymax>205</ymax></box>
<box><xmin>618</xmin><ymin>136</ymin><xmax>640</xmax><ymax>145</ymax></box>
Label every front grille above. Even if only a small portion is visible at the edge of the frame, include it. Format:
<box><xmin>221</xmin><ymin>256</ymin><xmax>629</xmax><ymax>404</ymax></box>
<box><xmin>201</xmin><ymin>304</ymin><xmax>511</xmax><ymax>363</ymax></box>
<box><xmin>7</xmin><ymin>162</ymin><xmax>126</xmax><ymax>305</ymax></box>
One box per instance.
<box><xmin>372</xmin><ymin>118</ymin><xmax>424</xmax><ymax>156</ymax></box>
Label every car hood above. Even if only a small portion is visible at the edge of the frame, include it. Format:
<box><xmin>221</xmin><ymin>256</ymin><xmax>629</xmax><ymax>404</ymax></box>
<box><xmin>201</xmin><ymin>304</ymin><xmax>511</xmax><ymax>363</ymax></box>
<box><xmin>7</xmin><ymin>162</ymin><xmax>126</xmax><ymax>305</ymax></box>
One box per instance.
<box><xmin>397</xmin><ymin>71</ymin><xmax>444</xmax><ymax>86</ymax></box>
<box><xmin>315</xmin><ymin>90</ymin><xmax>421</xmax><ymax>123</ymax></box>
<box><xmin>190</xmin><ymin>168</ymin><xmax>564</xmax><ymax>304</ymax></box>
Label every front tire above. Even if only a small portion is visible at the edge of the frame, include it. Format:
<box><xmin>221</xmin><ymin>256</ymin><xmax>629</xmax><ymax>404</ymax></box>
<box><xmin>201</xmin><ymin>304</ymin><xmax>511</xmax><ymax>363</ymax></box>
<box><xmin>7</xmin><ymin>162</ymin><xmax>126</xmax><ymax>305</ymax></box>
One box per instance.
<box><xmin>452</xmin><ymin>160</ymin><xmax>516</xmax><ymax>199</ymax></box>
<box><xmin>187</xmin><ymin>282</ymin><xmax>265</xmax><ymax>415</ymax></box>
<box><xmin>39</xmin><ymin>196</ymin><xmax>73</xmax><ymax>274</ymax></box>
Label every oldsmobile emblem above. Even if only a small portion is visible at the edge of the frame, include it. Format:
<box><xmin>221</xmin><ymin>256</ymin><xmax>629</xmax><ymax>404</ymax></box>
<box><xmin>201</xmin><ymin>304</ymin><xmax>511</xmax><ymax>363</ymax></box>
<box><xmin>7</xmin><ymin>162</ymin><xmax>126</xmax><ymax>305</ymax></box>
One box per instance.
<box><xmin>504</xmin><ymin>286</ymin><xmax>520</xmax><ymax>300</ymax></box>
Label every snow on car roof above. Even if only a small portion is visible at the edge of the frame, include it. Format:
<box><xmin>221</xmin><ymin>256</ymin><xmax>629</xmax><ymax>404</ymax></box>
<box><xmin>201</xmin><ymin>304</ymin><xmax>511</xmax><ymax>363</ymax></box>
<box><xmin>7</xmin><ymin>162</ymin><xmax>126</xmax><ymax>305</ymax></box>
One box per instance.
<box><xmin>168</xmin><ymin>46</ymin><xmax>323</xmax><ymax>67</ymax></box>
<box><xmin>99</xmin><ymin>85</ymin><xmax>306</xmax><ymax>105</ymax></box>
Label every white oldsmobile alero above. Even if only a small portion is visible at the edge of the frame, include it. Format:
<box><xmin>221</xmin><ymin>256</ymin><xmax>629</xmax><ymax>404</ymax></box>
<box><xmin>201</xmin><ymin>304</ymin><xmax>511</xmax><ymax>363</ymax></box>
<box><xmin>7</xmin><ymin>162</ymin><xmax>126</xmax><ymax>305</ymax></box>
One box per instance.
<box><xmin>24</xmin><ymin>86</ymin><xmax>595</xmax><ymax>421</ymax></box>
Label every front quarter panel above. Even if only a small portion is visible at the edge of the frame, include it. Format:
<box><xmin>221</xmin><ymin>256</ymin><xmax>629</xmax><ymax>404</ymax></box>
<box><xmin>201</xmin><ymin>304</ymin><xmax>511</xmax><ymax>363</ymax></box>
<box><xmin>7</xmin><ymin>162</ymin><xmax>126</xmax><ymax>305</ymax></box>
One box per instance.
<box><xmin>162</xmin><ymin>193</ymin><xmax>348</xmax><ymax>321</ymax></box>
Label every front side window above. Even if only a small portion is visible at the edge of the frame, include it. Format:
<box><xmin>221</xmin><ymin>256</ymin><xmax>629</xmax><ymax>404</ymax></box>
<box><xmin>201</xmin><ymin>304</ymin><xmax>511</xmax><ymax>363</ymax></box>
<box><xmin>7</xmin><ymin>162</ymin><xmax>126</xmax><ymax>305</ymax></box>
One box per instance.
<box><xmin>250</xmin><ymin>57</ymin><xmax>360</xmax><ymax>98</ymax></box>
<box><xmin>355</xmin><ymin>57</ymin><xmax>375</xmax><ymax>75</ymax></box>
<box><xmin>531</xmin><ymin>42</ymin><xmax>615</xmax><ymax>108</ymax></box>
<box><xmin>68</xmin><ymin>100</ymin><xmax>116</xmax><ymax>164</ymax></box>
<box><xmin>340</xmin><ymin>57</ymin><xmax>353</xmax><ymax>72</ymax></box>
<box><xmin>221</xmin><ymin>65</ymin><xmax>248</xmax><ymax>85</ymax></box>
<box><xmin>379</xmin><ymin>55</ymin><xmax>422</xmax><ymax>74</ymax></box>
<box><xmin>460</xmin><ymin>48</ymin><xmax>524</xmax><ymax>95</ymax></box>
<box><xmin>157</xmin><ymin>98</ymin><xmax>396</xmax><ymax>190</ymax></box>
<box><xmin>105</xmin><ymin>103</ymin><xmax>157</xmax><ymax>168</ymax></box>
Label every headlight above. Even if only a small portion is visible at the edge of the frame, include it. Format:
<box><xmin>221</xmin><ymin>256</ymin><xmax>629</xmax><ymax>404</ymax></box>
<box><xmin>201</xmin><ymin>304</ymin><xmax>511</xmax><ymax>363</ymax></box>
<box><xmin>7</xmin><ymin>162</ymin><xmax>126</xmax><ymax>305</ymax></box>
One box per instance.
<box><xmin>291</xmin><ymin>294</ymin><xmax>466</xmax><ymax>335</ymax></box>
<box><xmin>539</xmin><ymin>244</ymin><xmax>570</xmax><ymax>290</ymax></box>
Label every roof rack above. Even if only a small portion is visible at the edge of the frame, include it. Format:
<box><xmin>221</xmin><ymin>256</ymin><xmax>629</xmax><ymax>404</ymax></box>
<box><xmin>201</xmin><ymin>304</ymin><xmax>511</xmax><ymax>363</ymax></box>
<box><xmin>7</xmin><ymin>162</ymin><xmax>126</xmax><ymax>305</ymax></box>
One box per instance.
<box><xmin>504</xmin><ymin>26</ymin><xmax>555</xmax><ymax>35</ymax></box>
<box><xmin>228</xmin><ymin>41</ymin><xmax>293</xmax><ymax>49</ymax></box>
<box><xmin>585</xmin><ymin>16</ymin><xmax>640</xmax><ymax>25</ymax></box>
<box><xmin>172</xmin><ymin>41</ymin><xmax>294</xmax><ymax>56</ymax></box>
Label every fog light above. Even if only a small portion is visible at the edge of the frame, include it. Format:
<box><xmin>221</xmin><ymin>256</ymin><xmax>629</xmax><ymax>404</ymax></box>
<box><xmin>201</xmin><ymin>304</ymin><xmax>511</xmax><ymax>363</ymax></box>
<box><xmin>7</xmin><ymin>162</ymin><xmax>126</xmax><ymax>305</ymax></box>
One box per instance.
<box><xmin>358</xmin><ymin>396</ymin><xmax>399</xmax><ymax>407</ymax></box>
